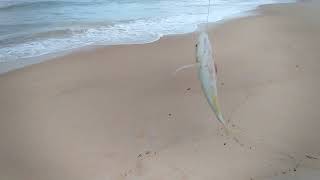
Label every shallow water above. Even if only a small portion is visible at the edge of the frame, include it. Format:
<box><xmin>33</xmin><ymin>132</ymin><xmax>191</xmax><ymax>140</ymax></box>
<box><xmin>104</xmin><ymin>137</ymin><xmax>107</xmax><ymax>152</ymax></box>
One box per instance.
<box><xmin>0</xmin><ymin>0</ymin><xmax>293</xmax><ymax>66</ymax></box>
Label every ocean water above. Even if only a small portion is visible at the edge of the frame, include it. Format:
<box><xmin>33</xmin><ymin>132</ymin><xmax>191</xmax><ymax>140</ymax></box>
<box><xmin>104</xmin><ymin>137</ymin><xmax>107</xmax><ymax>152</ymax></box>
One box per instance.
<box><xmin>0</xmin><ymin>0</ymin><xmax>293</xmax><ymax>64</ymax></box>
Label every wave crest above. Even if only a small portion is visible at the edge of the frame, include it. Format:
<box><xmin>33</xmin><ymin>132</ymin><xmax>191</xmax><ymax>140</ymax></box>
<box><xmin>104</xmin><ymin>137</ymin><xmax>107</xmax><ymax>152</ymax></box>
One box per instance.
<box><xmin>0</xmin><ymin>1</ymin><xmax>90</xmax><ymax>11</ymax></box>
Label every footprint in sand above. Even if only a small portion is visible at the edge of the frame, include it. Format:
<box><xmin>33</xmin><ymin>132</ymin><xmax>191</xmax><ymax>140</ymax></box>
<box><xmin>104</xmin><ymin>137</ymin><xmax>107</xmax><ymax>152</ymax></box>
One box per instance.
<box><xmin>121</xmin><ymin>150</ymin><xmax>157</xmax><ymax>178</ymax></box>
<box><xmin>136</xmin><ymin>150</ymin><xmax>157</xmax><ymax>175</ymax></box>
<box><xmin>137</xmin><ymin>150</ymin><xmax>157</xmax><ymax>159</ymax></box>
<box><xmin>305</xmin><ymin>154</ymin><xmax>318</xmax><ymax>160</ymax></box>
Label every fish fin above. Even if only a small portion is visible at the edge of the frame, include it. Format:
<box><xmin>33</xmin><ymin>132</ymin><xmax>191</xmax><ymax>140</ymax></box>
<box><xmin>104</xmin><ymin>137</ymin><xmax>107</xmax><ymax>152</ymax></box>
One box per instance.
<box><xmin>218</xmin><ymin>125</ymin><xmax>240</xmax><ymax>146</ymax></box>
<box><xmin>173</xmin><ymin>63</ymin><xmax>199</xmax><ymax>76</ymax></box>
<box><xmin>223</xmin><ymin>125</ymin><xmax>231</xmax><ymax>136</ymax></box>
<box><xmin>223</xmin><ymin>124</ymin><xmax>247</xmax><ymax>147</ymax></box>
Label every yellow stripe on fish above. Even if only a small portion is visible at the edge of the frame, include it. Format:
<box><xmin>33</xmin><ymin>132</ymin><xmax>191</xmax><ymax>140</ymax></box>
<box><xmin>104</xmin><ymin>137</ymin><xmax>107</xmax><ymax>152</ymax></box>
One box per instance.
<box><xmin>211</xmin><ymin>95</ymin><xmax>221</xmax><ymax>114</ymax></box>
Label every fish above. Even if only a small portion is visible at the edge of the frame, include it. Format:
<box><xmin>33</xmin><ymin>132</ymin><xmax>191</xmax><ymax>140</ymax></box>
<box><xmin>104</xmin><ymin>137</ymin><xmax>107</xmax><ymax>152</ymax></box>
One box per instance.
<box><xmin>196</xmin><ymin>32</ymin><xmax>227</xmax><ymax>128</ymax></box>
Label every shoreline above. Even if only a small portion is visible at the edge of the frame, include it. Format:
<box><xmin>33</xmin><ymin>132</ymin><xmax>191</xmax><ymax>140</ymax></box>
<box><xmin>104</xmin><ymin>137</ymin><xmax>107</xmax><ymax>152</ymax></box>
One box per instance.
<box><xmin>0</xmin><ymin>1</ymin><xmax>295</xmax><ymax>75</ymax></box>
<box><xmin>1</xmin><ymin>1</ymin><xmax>320</xmax><ymax>180</ymax></box>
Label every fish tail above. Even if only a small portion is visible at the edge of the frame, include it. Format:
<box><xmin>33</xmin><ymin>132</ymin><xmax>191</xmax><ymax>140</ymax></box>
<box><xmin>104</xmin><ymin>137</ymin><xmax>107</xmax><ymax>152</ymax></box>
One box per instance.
<box><xmin>222</xmin><ymin>125</ymin><xmax>230</xmax><ymax>136</ymax></box>
<box><xmin>219</xmin><ymin>118</ymin><xmax>230</xmax><ymax>136</ymax></box>
<box><xmin>222</xmin><ymin>123</ymin><xmax>244</xmax><ymax>147</ymax></box>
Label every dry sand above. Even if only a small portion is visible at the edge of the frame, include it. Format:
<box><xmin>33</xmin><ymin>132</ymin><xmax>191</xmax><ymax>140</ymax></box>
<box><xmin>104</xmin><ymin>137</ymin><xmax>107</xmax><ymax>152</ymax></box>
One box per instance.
<box><xmin>1</xmin><ymin>1</ymin><xmax>320</xmax><ymax>180</ymax></box>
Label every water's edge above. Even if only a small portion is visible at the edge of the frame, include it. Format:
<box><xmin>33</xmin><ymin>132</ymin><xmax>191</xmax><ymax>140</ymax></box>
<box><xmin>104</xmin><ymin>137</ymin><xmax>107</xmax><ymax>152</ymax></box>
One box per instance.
<box><xmin>0</xmin><ymin>2</ymin><xmax>292</xmax><ymax>75</ymax></box>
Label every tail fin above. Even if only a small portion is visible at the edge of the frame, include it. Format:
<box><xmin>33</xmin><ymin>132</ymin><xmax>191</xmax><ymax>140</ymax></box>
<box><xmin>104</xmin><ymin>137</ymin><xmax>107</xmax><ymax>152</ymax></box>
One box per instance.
<box><xmin>221</xmin><ymin>123</ymin><xmax>244</xmax><ymax>147</ymax></box>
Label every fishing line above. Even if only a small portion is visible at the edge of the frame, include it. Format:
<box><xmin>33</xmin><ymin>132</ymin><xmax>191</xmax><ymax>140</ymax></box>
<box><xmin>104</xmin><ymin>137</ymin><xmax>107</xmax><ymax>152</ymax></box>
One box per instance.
<box><xmin>206</xmin><ymin>0</ymin><xmax>211</xmax><ymax>31</ymax></box>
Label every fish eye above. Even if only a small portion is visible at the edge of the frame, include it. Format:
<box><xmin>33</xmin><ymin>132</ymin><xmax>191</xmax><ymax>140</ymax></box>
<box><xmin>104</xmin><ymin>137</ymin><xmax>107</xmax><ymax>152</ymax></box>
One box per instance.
<box><xmin>195</xmin><ymin>44</ymin><xmax>198</xmax><ymax>48</ymax></box>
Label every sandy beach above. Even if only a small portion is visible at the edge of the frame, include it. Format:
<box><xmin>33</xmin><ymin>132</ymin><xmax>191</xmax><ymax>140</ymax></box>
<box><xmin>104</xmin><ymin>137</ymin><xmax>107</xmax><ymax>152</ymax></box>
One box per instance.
<box><xmin>1</xmin><ymin>1</ymin><xmax>320</xmax><ymax>180</ymax></box>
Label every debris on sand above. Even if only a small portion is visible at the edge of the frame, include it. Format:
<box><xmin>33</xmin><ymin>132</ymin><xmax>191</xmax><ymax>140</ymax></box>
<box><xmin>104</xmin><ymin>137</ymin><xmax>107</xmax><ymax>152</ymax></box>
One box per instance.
<box><xmin>145</xmin><ymin>151</ymin><xmax>151</xmax><ymax>155</ymax></box>
<box><xmin>305</xmin><ymin>154</ymin><xmax>318</xmax><ymax>160</ymax></box>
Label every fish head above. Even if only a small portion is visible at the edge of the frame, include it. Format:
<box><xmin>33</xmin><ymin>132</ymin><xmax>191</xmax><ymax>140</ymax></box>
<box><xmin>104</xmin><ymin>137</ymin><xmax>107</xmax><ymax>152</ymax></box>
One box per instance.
<box><xmin>195</xmin><ymin>32</ymin><xmax>212</xmax><ymax>68</ymax></box>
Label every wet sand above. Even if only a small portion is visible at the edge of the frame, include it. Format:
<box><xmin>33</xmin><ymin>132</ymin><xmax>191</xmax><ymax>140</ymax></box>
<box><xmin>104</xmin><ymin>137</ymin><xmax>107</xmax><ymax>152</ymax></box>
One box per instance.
<box><xmin>1</xmin><ymin>1</ymin><xmax>320</xmax><ymax>180</ymax></box>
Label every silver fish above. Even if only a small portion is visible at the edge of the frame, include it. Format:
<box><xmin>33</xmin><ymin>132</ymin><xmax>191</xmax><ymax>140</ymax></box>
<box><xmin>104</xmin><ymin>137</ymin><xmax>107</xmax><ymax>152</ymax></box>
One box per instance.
<box><xmin>196</xmin><ymin>32</ymin><xmax>226</xmax><ymax>127</ymax></box>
